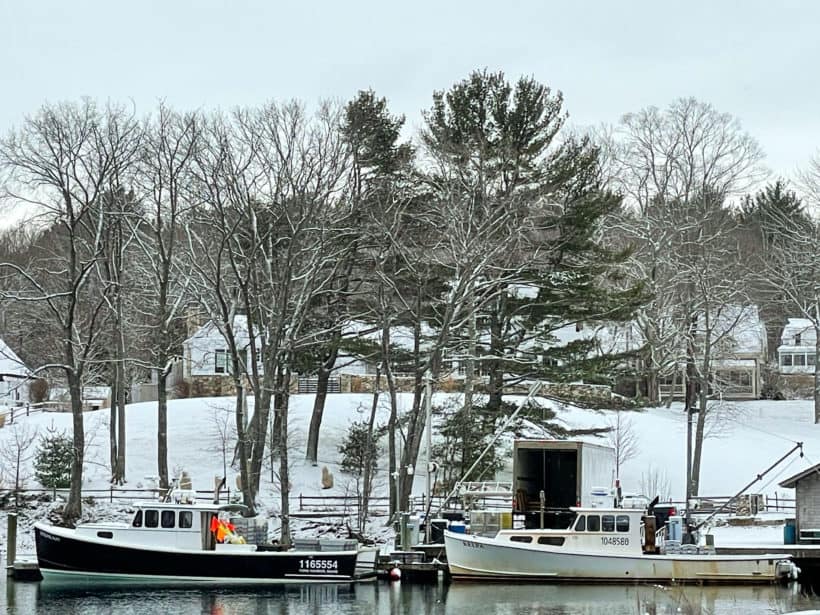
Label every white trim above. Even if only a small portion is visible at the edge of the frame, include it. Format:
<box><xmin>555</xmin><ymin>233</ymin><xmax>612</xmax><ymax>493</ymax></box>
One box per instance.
<box><xmin>40</xmin><ymin>568</ymin><xmax>358</xmax><ymax>585</ymax></box>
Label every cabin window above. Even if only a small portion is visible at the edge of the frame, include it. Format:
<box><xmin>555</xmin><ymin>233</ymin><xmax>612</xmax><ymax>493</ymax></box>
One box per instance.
<box><xmin>616</xmin><ymin>515</ymin><xmax>630</xmax><ymax>532</ymax></box>
<box><xmin>510</xmin><ymin>535</ymin><xmax>533</xmax><ymax>543</ymax></box>
<box><xmin>575</xmin><ymin>515</ymin><xmax>586</xmax><ymax>531</ymax></box>
<box><xmin>587</xmin><ymin>515</ymin><xmax>600</xmax><ymax>532</ymax></box>
<box><xmin>179</xmin><ymin>511</ymin><xmax>193</xmax><ymax>529</ymax></box>
<box><xmin>602</xmin><ymin>515</ymin><xmax>615</xmax><ymax>532</ymax></box>
<box><xmin>96</xmin><ymin>531</ymin><xmax>113</xmax><ymax>539</ymax></box>
<box><xmin>145</xmin><ymin>510</ymin><xmax>159</xmax><ymax>528</ymax></box>
<box><xmin>161</xmin><ymin>510</ymin><xmax>176</xmax><ymax>528</ymax></box>
<box><xmin>537</xmin><ymin>536</ymin><xmax>565</xmax><ymax>546</ymax></box>
<box><xmin>132</xmin><ymin>510</ymin><xmax>143</xmax><ymax>527</ymax></box>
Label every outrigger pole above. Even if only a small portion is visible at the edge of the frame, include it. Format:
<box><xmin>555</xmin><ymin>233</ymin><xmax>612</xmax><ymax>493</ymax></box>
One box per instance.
<box><xmin>693</xmin><ymin>441</ymin><xmax>803</xmax><ymax>531</ymax></box>
<box><xmin>442</xmin><ymin>380</ymin><xmax>544</xmax><ymax>510</ymax></box>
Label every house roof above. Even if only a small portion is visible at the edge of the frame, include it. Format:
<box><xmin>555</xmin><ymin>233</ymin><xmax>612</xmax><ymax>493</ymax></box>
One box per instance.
<box><xmin>779</xmin><ymin>463</ymin><xmax>820</xmax><ymax>488</ymax></box>
<box><xmin>0</xmin><ymin>338</ymin><xmax>31</xmax><ymax>378</ymax></box>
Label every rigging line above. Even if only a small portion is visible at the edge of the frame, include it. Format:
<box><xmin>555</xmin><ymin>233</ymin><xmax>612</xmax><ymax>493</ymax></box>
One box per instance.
<box><xmin>717</xmin><ymin>414</ymin><xmax>801</xmax><ymax>444</ymax></box>
<box><xmin>756</xmin><ymin>455</ymin><xmax>801</xmax><ymax>493</ymax></box>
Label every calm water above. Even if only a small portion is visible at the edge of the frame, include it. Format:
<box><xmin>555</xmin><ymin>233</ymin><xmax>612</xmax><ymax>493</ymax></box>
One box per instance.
<box><xmin>4</xmin><ymin>578</ymin><xmax>820</xmax><ymax>615</ymax></box>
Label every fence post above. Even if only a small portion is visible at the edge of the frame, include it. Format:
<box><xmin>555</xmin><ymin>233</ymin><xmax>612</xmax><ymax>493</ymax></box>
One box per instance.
<box><xmin>9</xmin><ymin>406</ymin><xmax>13</xmax><ymax>424</ymax></box>
<box><xmin>26</xmin><ymin>403</ymin><xmax>30</xmax><ymax>417</ymax></box>
<box><xmin>300</xmin><ymin>493</ymin><xmax>303</xmax><ymax>511</ymax></box>
<box><xmin>110</xmin><ymin>486</ymin><xmax>113</xmax><ymax>503</ymax></box>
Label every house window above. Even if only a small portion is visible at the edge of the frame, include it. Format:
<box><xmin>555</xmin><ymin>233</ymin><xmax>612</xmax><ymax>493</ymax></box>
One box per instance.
<box><xmin>782</xmin><ymin>354</ymin><xmax>793</xmax><ymax>367</ymax></box>
<box><xmin>215</xmin><ymin>349</ymin><xmax>229</xmax><ymax>374</ymax></box>
<box><xmin>795</xmin><ymin>334</ymin><xmax>802</xmax><ymax>345</ymax></box>
<box><xmin>809</xmin><ymin>355</ymin><xmax>816</xmax><ymax>366</ymax></box>
<box><xmin>795</xmin><ymin>354</ymin><xmax>806</xmax><ymax>367</ymax></box>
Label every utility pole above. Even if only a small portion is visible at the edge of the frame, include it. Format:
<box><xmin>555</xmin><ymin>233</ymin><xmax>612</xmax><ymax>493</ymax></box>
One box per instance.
<box><xmin>424</xmin><ymin>370</ymin><xmax>433</xmax><ymax>544</ymax></box>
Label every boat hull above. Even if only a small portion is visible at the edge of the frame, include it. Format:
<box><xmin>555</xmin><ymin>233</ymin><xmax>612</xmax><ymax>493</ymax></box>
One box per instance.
<box><xmin>444</xmin><ymin>531</ymin><xmax>788</xmax><ymax>584</ymax></box>
<box><xmin>36</xmin><ymin>524</ymin><xmax>363</xmax><ymax>586</ymax></box>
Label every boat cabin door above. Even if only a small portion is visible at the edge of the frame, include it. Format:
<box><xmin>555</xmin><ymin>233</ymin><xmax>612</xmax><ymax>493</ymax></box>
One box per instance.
<box><xmin>201</xmin><ymin>512</ymin><xmax>217</xmax><ymax>550</ymax></box>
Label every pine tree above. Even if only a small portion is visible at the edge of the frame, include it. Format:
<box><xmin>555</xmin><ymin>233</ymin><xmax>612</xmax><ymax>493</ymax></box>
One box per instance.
<box><xmin>35</xmin><ymin>426</ymin><xmax>74</xmax><ymax>490</ymax></box>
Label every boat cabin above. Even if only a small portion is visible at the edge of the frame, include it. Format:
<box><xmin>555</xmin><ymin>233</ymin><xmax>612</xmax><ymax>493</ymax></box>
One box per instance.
<box><xmin>494</xmin><ymin>507</ymin><xmax>658</xmax><ymax>555</ymax></box>
<box><xmin>76</xmin><ymin>498</ymin><xmax>252</xmax><ymax>551</ymax></box>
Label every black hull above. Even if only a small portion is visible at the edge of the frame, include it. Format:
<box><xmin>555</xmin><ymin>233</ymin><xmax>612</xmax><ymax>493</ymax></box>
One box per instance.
<box><xmin>35</xmin><ymin>525</ymin><xmax>360</xmax><ymax>585</ymax></box>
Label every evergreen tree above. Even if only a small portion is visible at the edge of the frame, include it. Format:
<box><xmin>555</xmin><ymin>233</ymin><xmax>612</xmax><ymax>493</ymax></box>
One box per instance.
<box><xmin>35</xmin><ymin>426</ymin><xmax>74</xmax><ymax>490</ymax></box>
<box><xmin>423</xmin><ymin>69</ymin><xmax>644</xmax><ymax>412</ymax></box>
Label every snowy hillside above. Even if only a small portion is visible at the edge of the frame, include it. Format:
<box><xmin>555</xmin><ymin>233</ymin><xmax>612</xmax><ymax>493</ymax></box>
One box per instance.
<box><xmin>1</xmin><ymin>394</ymin><xmax>816</xmax><ymax>504</ymax></box>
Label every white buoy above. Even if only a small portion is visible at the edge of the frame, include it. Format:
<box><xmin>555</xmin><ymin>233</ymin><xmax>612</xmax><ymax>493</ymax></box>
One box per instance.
<box><xmin>389</xmin><ymin>567</ymin><xmax>402</xmax><ymax>581</ymax></box>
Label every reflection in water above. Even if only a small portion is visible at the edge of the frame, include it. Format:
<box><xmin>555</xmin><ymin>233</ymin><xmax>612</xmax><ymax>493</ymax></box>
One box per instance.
<box><xmin>3</xmin><ymin>577</ymin><xmax>820</xmax><ymax>615</ymax></box>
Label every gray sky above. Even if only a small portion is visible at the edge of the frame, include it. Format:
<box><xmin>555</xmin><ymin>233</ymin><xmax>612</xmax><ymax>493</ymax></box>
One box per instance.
<box><xmin>2</xmin><ymin>0</ymin><xmax>818</xmax><ymax>179</ymax></box>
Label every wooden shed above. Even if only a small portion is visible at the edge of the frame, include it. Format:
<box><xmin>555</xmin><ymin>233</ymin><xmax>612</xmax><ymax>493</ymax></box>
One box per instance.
<box><xmin>779</xmin><ymin>464</ymin><xmax>820</xmax><ymax>543</ymax></box>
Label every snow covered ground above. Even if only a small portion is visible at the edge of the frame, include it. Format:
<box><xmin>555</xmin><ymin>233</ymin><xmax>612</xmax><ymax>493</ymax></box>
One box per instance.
<box><xmin>1</xmin><ymin>394</ymin><xmax>817</xmax><ymax>554</ymax></box>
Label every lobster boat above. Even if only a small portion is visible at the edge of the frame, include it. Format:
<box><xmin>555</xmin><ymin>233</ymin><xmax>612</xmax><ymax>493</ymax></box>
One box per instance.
<box><xmin>444</xmin><ymin>507</ymin><xmax>797</xmax><ymax>584</ymax></box>
<box><xmin>34</xmin><ymin>488</ymin><xmax>376</xmax><ymax>586</ymax></box>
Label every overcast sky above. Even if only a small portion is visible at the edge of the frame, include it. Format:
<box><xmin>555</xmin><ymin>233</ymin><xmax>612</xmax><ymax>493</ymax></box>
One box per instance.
<box><xmin>2</xmin><ymin>0</ymin><xmax>819</xmax><ymax>181</ymax></box>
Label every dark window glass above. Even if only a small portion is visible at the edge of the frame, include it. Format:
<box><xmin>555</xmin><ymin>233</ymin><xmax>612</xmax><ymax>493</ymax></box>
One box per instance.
<box><xmin>510</xmin><ymin>535</ymin><xmax>533</xmax><ymax>543</ymax></box>
<box><xmin>97</xmin><ymin>531</ymin><xmax>113</xmax><ymax>539</ymax></box>
<box><xmin>587</xmin><ymin>515</ymin><xmax>600</xmax><ymax>532</ymax></box>
<box><xmin>783</xmin><ymin>354</ymin><xmax>793</xmax><ymax>366</ymax></box>
<box><xmin>537</xmin><ymin>536</ymin><xmax>565</xmax><ymax>546</ymax></box>
<box><xmin>145</xmin><ymin>510</ymin><xmax>159</xmax><ymax>528</ymax></box>
<box><xmin>795</xmin><ymin>354</ymin><xmax>806</xmax><ymax>366</ymax></box>
<box><xmin>616</xmin><ymin>515</ymin><xmax>630</xmax><ymax>532</ymax></box>
<box><xmin>809</xmin><ymin>355</ymin><xmax>816</xmax><ymax>366</ymax></box>
<box><xmin>132</xmin><ymin>510</ymin><xmax>143</xmax><ymax>528</ymax></box>
<box><xmin>161</xmin><ymin>510</ymin><xmax>175</xmax><ymax>528</ymax></box>
<box><xmin>179</xmin><ymin>511</ymin><xmax>193</xmax><ymax>529</ymax></box>
<box><xmin>575</xmin><ymin>515</ymin><xmax>586</xmax><ymax>531</ymax></box>
<box><xmin>602</xmin><ymin>515</ymin><xmax>615</xmax><ymax>532</ymax></box>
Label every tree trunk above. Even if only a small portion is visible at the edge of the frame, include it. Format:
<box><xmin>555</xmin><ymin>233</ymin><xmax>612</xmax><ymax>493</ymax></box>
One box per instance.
<box><xmin>112</xmin><ymin>322</ymin><xmax>126</xmax><ymax>484</ymax></box>
<box><xmin>248</xmin><ymin>366</ymin><xmax>274</xmax><ymax>496</ymax></box>
<box><xmin>278</xmin><ymin>372</ymin><xmax>292</xmax><ymax>547</ymax></box>
<box><xmin>360</xmin><ymin>368</ymin><xmax>381</xmax><ymax>532</ymax></box>
<box><xmin>487</xmin><ymin>306</ymin><xmax>504</xmax><ymax>412</ymax></box>
<box><xmin>235</xmin><ymin>384</ymin><xmax>256</xmax><ymax>514</ymax></box>
<box><xmin>815</xmin><ymin>326</ymin><xmax>820</xmax><ymax>424</ymax></box>
<box><xmin>63</xmin><ymin>369</ymin><xmax>85</xmax><ymax>524</ymax></box>
<box><xmin>157</xmin><ymin>369</ymin><xmax>169</xmax><ymax>489</ymax></box>
<box><xmin>306</xmin><ymin>345</ymin><xmax>339</xmax><ymax>464</ymax></box>
<box><xmin>383</xmin><ymin>324</ymin><xmax>399</xmax><ymax>519</ymax></box>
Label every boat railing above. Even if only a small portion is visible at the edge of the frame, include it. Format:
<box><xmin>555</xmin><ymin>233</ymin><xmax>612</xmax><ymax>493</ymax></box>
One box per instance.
<box><xmin>654</xmin><ymin>525</ymin><xmax>667</xmax><ymax>550</ymax></box>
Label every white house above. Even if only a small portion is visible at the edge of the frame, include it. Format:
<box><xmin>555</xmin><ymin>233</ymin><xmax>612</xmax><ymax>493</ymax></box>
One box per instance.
<box><xmin>777</xmin><ymin>318</ymin><xmax>817</xmax><ymax>374</ymax></box>
<box><xmin>182</xmin><ymin>315</ymin><xmax>262</xmax><ymax>379</ymax></box>
<box><xmin>0</xmin><ymin>337</ymin><xmax>32</xmax><ymax>406</ymax></box>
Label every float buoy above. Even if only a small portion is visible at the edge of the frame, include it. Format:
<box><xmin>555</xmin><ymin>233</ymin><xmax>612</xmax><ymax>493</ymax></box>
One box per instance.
<box><xmin>389</xmin><ymin>567</ymin><xmax>401</xmax><ymax>581</ymax></box>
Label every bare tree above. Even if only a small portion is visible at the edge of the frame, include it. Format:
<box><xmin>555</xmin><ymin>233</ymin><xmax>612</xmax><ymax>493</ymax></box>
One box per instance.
<box><xmin>606</xmin><ymin>410</ymin><xmax>638</xmax><ymax>479</ymax></box>
<box><xmin>610</xmin><ymin>99</ymin><xmax>766</xmax><ymax>497</ymax></box>
<box><xmin>0</xmin><ymin>422</ymin><xmax>37</xmax><ymax>508</ymax></box>
<box><xmin>134</xmin><ymin>104</ymin><xmax>201</xmax><ymax>488</ymax></box>
<box><xmin>0</xmin><ymin>101</ymin><xmax>140</xmax><ymax>522</ymax></box>
<box><xmin>754</xmin><ymin>162</ymin><xmax>820</xmax><ymax>422</ymax></box>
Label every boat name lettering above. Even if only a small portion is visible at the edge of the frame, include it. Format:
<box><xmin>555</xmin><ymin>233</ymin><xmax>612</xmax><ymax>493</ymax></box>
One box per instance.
<box><xmin>601</xmin><ymin>536</ymin><xmax>629</xmax><ymax>546</ymax></box>
<box><xmin>462</xmin><ymin>540</ymin><xmax>484</xmax><ymax>549</ymax></box>
<box><xmin>298</xmin><ymin>559</ymin><xmax>339</xmax><ymax>573</ymax></box>
<box><xmin>42</xmin><ymin>532</ymin><xmax>61</xmax><ymax>543</ymax></box>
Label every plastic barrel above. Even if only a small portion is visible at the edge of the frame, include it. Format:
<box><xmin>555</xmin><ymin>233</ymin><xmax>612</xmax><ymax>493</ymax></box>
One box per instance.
<box><xmin>784</xmin><ymin>518</ymin><xmax>797</xmax><ymax>545</ymax></box>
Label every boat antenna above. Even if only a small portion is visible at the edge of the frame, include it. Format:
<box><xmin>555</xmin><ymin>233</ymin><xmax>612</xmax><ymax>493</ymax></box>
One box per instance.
<box><xmin>693</xmin><ymin>441</ymin><xmax>803</xmax><ymax>531</ymax></box>
<box><xmin>441</xmin><ymin>380</ymin><xmax>543</xmax><ymax>510</ymax></box>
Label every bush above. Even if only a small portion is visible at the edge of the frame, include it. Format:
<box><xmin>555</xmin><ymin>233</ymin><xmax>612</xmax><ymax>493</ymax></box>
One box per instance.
<box><xmin>34</xmin><ymin>426</ymin><xmax>73</xmax><ymax>489</ymax></box>
<box><xmin>29</xmin><ymin>378</ymin><xmax>49</xmax><ymax>404</ymax></box>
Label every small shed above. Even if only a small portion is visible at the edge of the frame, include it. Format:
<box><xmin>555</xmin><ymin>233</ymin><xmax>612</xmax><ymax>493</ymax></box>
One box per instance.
<box><xmin>779</xmin><ymin>464</ymin><xmax>820</xmax><ymax>543</ymax></box>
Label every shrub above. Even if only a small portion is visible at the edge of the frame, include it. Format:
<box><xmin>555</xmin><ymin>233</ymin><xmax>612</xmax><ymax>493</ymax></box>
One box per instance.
<box><xmin>29</xmin><ymin>378</ymin><xmax>49</xmax><ymax>404</ymax></box>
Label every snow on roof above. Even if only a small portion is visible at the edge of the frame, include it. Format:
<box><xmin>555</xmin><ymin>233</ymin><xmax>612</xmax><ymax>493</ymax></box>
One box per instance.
<box><xmin>0</xmin><ymin>337</ymin><xmax>31</xmax><ymax>377</ymax></box>
<box><xmin>184</xmin><ymin>315</ymin><xmax>255</xmax><ymax>345</ymax></box>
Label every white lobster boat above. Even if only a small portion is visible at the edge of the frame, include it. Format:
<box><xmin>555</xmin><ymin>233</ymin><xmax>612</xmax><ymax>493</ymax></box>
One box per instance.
<box><xmin>444</xmin><ymin>507</ymin><xmax>797</xmax><ymax>584</ymax></box>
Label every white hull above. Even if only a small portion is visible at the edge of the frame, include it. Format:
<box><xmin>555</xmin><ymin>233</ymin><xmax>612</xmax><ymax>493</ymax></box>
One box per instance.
<box><xmin>444</xmin><ymin>531</ymin><xmax>788</xmax><ymax>584</ymax></box>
